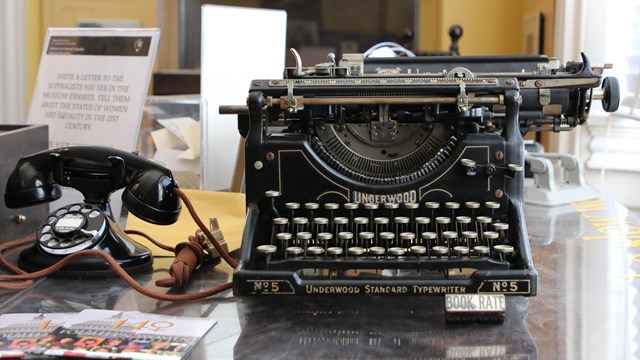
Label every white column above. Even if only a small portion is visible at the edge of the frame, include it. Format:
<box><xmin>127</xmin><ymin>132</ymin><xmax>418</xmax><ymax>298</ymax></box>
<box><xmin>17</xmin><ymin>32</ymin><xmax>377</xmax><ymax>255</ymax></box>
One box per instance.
<box><xmin>0</xmin><ymin>0</ymin><xmax>27</xmax><ymax>125</ymax></box>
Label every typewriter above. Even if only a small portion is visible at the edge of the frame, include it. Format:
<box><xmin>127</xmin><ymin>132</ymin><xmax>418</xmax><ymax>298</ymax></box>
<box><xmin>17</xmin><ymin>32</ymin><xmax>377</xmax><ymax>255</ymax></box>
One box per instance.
<box><xmin>220</xmin><ymin>50</ymin><xmax>619</xmax><ymax>299</ymax></box>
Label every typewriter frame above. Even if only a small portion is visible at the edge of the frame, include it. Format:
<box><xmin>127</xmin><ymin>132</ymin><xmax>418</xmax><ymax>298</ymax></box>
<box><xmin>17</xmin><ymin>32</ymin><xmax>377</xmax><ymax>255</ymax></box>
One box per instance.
<box><xmin>228</xmin><ymin>53</ymin><xmax>614</xmax><ymax>297</ymax></box>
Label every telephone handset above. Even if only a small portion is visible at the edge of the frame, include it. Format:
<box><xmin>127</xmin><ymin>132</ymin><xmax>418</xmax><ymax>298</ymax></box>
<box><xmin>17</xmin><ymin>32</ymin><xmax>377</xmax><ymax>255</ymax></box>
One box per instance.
<box><xmin>4</xmin><ymin>146</ymin><xmax>182</xmax><ymax>275</ymax></box>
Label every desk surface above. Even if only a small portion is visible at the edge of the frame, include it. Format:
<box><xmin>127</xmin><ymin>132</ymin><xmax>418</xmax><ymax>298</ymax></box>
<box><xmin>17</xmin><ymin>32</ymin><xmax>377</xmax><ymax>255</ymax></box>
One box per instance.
<box><xmin>1</xmin><ymin>196</ymin><xmax>639</xmax><ymax>360</ymax></box>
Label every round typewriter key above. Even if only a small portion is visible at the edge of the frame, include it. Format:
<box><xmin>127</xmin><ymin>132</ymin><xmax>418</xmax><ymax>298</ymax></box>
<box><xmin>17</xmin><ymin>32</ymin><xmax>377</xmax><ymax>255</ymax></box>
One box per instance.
<box><xmin>286</xmin><ymin>246</ymin><xmax>304</xmax><ymax>258</ymax></box>
<box><xmin>421</xmin><ymin>231</ymin><xmax>437</xmax><ymax>251</ymax></box>
<box><xmin>445</xmin><ymin>202</ymin><xmax>460</xmax><ymax>209</ymax></box>
<box><xmin>276</xmin><ymin>232</ymin><xmax>293</xmax><ymax>258</ymax></box>
<box><xmin>327</xmin><ymin>246</ymin><xmax>343</xmax><ymax>259</ymax></box>
<box><xmin>462</xmin><ymin>230</ymin><xmax>478</xmax><ymax>248</ymax></box>
<box><xmin>384</xmin><ymin>203</ymin><xmax>399</xmax><ymax>210</ymax></box>
<box><xmin>348</xmin><ymin>246</ymin><xmax>365</xmax><ymax>258</ymax></box>
<box><xmin>286</xmin><ymin>202</ymin><xmax>300</xmax><ymax>224</ymax></box>
<box><xmin>400</xmin><ymin>232</ymin><xmax>416</xmax><ymax>249</ymax></box>
<box><xmin>442</xmin><ymin>231</ymin><xmax>457</xmax><ymax>251</ymax></box>
<box><xmin>257</xmin><ymin>244</ymin><xmax>277</xmax><ymax>268</ymax></box>
<box><xmin>410</xmin><ymin>245</ymin><xmax>426</xmax><ymax>255</ymax></box>
<box><xmin>493</xmin><ymin>244</ymin><xmax>514</xmax><ymax>261</ymax></box>
<box><xmin>307</xmin><ymin>246</ymin><xmax>325</xmax><ymax>257</ymax></box>
<box><xmin>364</xmin><ymin>203</ymin><xmax>379</xmax><ymax>210</ymax></box>
<box><xmin>324</xmin><ymin>203</ymin><xmax>339</xmax><ymax>210</ymax></box>
<box><xmin>305</xmin><ymin>202</ymin><xmax>319</xmax><ymax>209</ymax></box>
<box><xmin>465</xmin><ymin>201</ymin><xmax>480</xmax><ymax>209</ymax></box>
<box><xmin>388</xmin><ymin>247</ymin><xmax>405</xmax><ymax>257</ymax></box>
<box><xmin>354</xmin><ymin>216</ymin><xmax>369</xmax><ymax>231</ymax></box>
<box><xmin>474</xmin><ymin>245</ymin><xmax>490</xmax><ymax>257</ymax></box>
<box><xmin>286</xmin><ymin>202</ymin><xmax>300</xmax><ymax>210</ymax></box>
<box><xmin>369</xmin><ymin>246</ymin><xmax>386</xmax><ymax>258</ymax></box>
<box><xmin>404</xmin><ymin>202</ymin><xmax>419</xmax><ymax>209</ymax></box>
<box><xmin>318</xmin><ymin>232</ymin><xmax>333</xmax><ymax>255</ymax></box>
<box><xmin>425</xmin><ymin>202</ymin><xmax>440</xmax><ymax>209</ymax></box>
<box><xmin>264</xmin><ymin>190</ymin><xmax>281</xmax><ymax>198</ymax></box>
<box><xmin>508</xmin><ymin>163</ymin><xmax>523</xmax><ymax>172</ymax></box>
<box><xmin>314</xmin><ymin>217</ymin><xmax>329</xmax><ymax>237</ymax></box>
<box><xmin>432</xmin><ymin>246</ymin><xmax>449</xmax><ymax>257</ymax></box>
<box><xmin>339</xmin><ymin>231</ymin><xmax>354</xmax><ymax>256</ymax></box>
<box><xmin>257</xmin><ymin>244</ymin><xmax>277</xmax><ymax>253</ymax></box>
<box><xmin>344</xmin><ymin>202</ymin><xmax>359</xmax><ymax>210</ymax></box>
<box><xmin>493</xmin><ymin>222</ymin><xmax>509</xmax><ymax>244</ymax></box>
<box><xmin>359</xmin><ymin>231</ymin><xmax>375</xmax><ymax>252</ymax></box>
<box><xmin>297</xmin><ymin>231</ymin><xmax>312</xmax><ymax>256</ymax></box>
<box><xmin>305</xmin><ymin>202</ymin><xmax>319</xmax><ymax>221</ymax></box>
<box><xmin>476</xmin><ymin>216</ymin><xmax>492</xmax><ymax>243</ymax></box>
<box><xmin>453</xmin><ymin>246</ymin><xmax>470</xmax><ymax>257</ymax></box>
<box><xmin>293</xmin><ymin>217</ymin><xmax>309</xmax><ymax>235</ymax></box>
<box><xmin>483</xmin><ymin>231</ymin><xmax>499</xmax><ymax>252</ymax></box>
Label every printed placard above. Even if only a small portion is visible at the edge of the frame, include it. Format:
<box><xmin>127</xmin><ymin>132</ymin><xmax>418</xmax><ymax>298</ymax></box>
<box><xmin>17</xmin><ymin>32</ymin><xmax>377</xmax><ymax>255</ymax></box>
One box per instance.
<box><xmin>27</xmin><ymin>28</ymin><xmax>160</xmax><ymax>151</ymax></box>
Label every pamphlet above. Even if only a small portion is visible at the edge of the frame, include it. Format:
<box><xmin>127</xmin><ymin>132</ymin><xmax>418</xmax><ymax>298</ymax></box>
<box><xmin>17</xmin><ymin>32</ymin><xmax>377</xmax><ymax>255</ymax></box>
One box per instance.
<box><xmin>0</xmin><ymin>312</ymin><xmax>74</xmax><ymax>358</ymax></box>
<box><xmin>0</xmin><ymin>310</ymin><xmax>216</xmax><ymax>360</ymax></box>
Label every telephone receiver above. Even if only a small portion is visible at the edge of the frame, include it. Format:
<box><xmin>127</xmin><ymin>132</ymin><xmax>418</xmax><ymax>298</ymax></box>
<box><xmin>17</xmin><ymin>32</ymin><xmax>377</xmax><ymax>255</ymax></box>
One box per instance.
<box><xmin>4</xmin><ymin>145</ymin><xmax>182</xmax><ymax>276</ymax></box>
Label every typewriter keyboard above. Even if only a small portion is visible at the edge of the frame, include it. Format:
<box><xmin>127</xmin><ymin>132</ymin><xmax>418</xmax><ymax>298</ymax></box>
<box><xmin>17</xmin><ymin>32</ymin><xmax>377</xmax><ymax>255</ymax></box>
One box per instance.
<box><xmin>251</xmin><ymin>191</ymin><xmax>517</xmax><ymax>278</ymax></box>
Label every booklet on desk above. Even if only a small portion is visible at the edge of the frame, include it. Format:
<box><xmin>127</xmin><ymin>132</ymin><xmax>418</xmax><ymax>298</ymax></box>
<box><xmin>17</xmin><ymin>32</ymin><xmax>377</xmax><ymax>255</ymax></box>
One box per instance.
<box><xmin>0</xmin><ymin>312</ymin><xmax>74</xmax><ymax>358</ymax></box>
<box><xmin>0</xmin><ymin>310</ymin><xmax>216</xmax><ymax>359</ymax></box>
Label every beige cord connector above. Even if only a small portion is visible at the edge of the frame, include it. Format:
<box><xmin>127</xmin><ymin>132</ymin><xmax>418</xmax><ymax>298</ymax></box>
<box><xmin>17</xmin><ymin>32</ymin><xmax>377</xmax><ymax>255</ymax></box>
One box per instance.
<box><xmin>196</xmin><ymin>217</ymin><xmax>229</xmax><ymax>262</ymax></box>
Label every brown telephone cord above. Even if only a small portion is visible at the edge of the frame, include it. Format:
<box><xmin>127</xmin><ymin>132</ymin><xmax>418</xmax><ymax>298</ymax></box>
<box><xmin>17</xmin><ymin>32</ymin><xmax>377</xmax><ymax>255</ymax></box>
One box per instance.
<box><xmin>0</xmin><ymin>187</ymin><xmax>237</xmax><ymax>301</ymax></box>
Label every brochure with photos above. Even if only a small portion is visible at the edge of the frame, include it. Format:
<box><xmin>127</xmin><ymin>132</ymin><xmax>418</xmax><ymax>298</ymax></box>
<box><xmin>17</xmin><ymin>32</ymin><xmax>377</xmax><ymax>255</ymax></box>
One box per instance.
<box><xmin>0</xmin><ymin>310</ymin><xmax>216</xmax><ymax>359</ymax></box>
<box><xmin>0</xmin><ymin>312</ymin><xmax>74</xmax><ymax>358</ymax></box>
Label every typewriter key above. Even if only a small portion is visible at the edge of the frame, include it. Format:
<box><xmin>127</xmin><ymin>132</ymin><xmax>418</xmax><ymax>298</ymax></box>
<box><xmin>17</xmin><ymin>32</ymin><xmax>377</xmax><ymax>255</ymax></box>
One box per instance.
<box><xmin>364</xmin><ymin>203</ymin><xmax>379</xmax><ymax>225</ymax></box>
<box><xmin>383</xmin><ymin>202</ymin><xmax>399</xmax><ymax>223</ymax></box>
<box><xmin>307</xmin><ymin>246</ymin><xmax>325</xmax><ymax>257</ymax></box>
<box><xmin>453</xmin><ymin>246</ymin><xmax>470</xmax><ymax>257</ymax></box>
<box><xmin>493</xmin><ymin>244</ymin><xmax>514</xmax><ymax>261</ymax></box>
<box><xmin>296</xmin><ymin>231</ymin><xmax>312</xmax><ymax>257</ymax></box>
<box><xmin>369</xmin><ymin>246</ymin><xmax>386</xmax><ymax>258</ymax></box>
<box><xmin>305</xmin><ymin>202</ymin><xmax>319</xmax><ymax>223</ymax></box>
<box><xmin>339</xmin><ymin>231</ymin><xmax>354</xmax><ymax>257</ymax></box>
<box><xmin>284</xmin><ymin>202</ymin><xmax>300</xmax><ymax>222</ymax></box>
<box><xmin>493</xmin><ymin>222</ymin><xmax>509</xmax><ymax>244</ymax></box>
<box><xmin>421</xmin><ymin>232</ymin><xmax>438</xmax><ymax>254</ymax></box>
<box><xmin>257</xmin><ymin>244</ymin><xmax>277</xmax><ymax>268</ymax></box>
<box><xmin>354</xmin><ymin>217</ymin><xmax>369</xmax><ymax>238</ymax></box>
<box><xmin>359</xmin><ymin>232</ymin><xmax>375</xmax><ymax>254</ymax></box>
<box><xmin>476</xmin><ymin>216</ymin><xmax>492</xmax><ymax>244</ymax></box>
<box><xmin>317</xmin><ymin>232</ymin><xmax>333</xmax><ymax>256</ymax></box>
<box><xmin>404</xmin><ymin>202</ymin><xmax>419</xmax><ymax>225</ymax></box>
<box><xmin>293</xmin><ymin>217</ymin><xmax>309</xmax><ymax>235</ymax></box>
<box><xmin>276</xmin><ymin>232</ymin><xmax>293</xmax><ymax>258</ymax></box>
<box><xmin>271</xmin><ymin>217</ymin><xmax>289</xmax><ymax>246</ymax></box>
<box><xmin>473</xmin><ymin>245</ymin><xmax>490</xmax><ymax>257</ymax></box>
<box><xmin>432</xmin><ymin>246</ymin><xmax>449</xmax><ymax>258</ymax></box>
<box><xmin>388</xmin><ymin>247</ymin><xmax>405</xmax><ymax>257</ymax></box>
<box><xmin>410</xmin><ymin>245</ymin><xmax>427</xmax><ymax>269</ymax></box>
<box><xmin>374</xmin><ymin>217</ymin><xmax>390</xmax><ymax>245</ymax></box>
<box><xmin>400</xmin><ymin>232</ymin><xmax>416</xmax><ymax>250</ymax></box>
<box><xmin>462</xmin><ymin>230</ymin><xmax>478</xmax><ymax>248</ymax></box>
<box><xmin>443</xmin><ymin>231</ymin><xmax>458</xmax><ymax>255</ymax></box>
<box><xmin>485</xmin><ymin>201</ymin><xmax>500</xmax><ymax>219</ymax></box>
<box><xmin>286</xmin><ymin>246</ymin><xmax>304</xmax><ymax>258</ymax></box>
<box><xmin>379</xmin><ymin>231</ymin><xmax>395</xmax><ymax>256</ymax></box>
<box><xmin>348</xmin><ymin>246</ymin><xmax>365</xmax><ymax>258</ymax></box>
<box><xmin>334</xmin><ymin>216</ymin><xmax>349</xmax><ymax>242</ymax></box>
<box><xmin>313</xmin><ymin>217</ymin><xmax>329</xmax><ymax>239</ymax></box>
<box><xmin>327</xmin><ymin>246</ymin><xmax>343</xmax><ymax>258</ymax></box>
<box><xmin>483</xmin><ymin>231</ymin><xmax>499</xmax><ymax>253</ymax></box>
<box><xmin>394</xmin><ymin>216</ymin><xmax>410</xmax><ymax>244</ymax></box>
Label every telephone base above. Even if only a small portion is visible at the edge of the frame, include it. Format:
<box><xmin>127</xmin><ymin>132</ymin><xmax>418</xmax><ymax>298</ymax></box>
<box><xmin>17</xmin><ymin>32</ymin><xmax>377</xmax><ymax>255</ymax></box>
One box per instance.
<box><xmin>17</xmin><ymin>244</ymin><xmax>153</xmax><ymax>277</ymax></box>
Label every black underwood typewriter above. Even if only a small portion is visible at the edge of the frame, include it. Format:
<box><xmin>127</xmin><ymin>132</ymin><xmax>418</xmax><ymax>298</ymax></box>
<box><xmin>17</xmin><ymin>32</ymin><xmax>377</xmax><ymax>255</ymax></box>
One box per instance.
<box><xmin>221</xmin><ymin>51</ymin><xmax>619</xmax><ymax>299</ymax></box>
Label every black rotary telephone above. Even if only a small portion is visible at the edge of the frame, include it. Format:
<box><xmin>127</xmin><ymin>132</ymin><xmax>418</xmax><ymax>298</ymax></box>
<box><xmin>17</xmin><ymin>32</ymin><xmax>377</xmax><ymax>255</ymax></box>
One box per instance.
<box><xmin>4</xmin><ymin>146</ymin><xmax>182</xmax><ymax>276</ymax></box>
